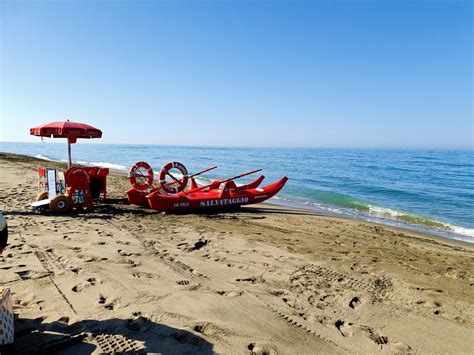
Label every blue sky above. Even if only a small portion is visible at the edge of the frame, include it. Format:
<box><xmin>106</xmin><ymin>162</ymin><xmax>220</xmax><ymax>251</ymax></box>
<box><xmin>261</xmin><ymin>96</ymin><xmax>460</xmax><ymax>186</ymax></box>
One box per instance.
<box><xmin>1</xmin><ymin>0</ymin><xmax>472</xmax><ymax>148</ymax></box>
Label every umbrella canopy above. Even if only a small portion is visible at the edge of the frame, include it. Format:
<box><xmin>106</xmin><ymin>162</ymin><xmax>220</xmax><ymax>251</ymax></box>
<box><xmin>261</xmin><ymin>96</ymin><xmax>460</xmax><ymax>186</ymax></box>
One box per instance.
<box><xmin>30</xmin><ymin>120</ymin><xmax>102</xmax><ymax>141</ymax></box>
<box><xmin>30</xmin><ymin>120</ymin><xmax>102</xmax><ymax>168</ymax></box>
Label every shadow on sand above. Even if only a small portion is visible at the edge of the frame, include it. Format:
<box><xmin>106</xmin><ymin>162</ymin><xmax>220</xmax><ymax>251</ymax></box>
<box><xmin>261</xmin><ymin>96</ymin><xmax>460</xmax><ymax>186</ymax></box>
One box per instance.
<box><xmin>0</xmin><ymin>315</ymin><xmax>213</xmax><ymax>354</ymax></box>
<box><xmin>7</xmin><ymin>194</ymin><xmax>325</xmax><ymax>222</ymax></box>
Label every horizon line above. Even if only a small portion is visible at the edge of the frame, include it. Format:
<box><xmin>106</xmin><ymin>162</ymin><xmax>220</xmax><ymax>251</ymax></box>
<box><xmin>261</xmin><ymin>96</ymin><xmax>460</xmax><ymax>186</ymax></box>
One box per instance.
<box><xmin>1</xmin><ymin>139</ymin><xmax>473</xmax><ymax>151</ymax></box>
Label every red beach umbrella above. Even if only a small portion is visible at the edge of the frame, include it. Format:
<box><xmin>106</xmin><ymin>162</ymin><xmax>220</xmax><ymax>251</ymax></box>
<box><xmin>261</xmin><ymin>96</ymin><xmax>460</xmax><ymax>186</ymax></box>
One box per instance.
<box><xmin>30</xmin><ymin>120</ymin><xmax>102</xmax><ymax>168</ymax></box>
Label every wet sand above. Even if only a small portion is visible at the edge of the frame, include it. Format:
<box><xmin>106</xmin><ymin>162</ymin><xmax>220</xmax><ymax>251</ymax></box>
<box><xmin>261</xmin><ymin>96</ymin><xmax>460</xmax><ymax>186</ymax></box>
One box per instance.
<box><xmin>0</xmin><ymin>152</ymin><xmax>473</xmax><ymax>354</ymax></box>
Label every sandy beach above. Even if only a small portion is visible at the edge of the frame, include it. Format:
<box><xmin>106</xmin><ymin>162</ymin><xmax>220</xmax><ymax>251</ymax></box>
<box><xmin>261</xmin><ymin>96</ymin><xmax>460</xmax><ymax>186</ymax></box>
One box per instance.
<box><xmin>0</xmin><ymin>152</ymin><xmax>473</xmax><ymax>354</ymax></box>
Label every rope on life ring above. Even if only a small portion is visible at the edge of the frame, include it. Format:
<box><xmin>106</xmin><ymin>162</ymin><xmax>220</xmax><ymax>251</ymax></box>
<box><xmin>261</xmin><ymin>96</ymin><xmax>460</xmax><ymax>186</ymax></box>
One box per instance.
<box><xmin>159</xmin><ymin>162</ymin><xmax>188</xmax><ymax>194</ymax></box>
<box><xmin>128</xmin><ymin>161</ymin><xmax>154</xmax><ymax>191</ymax></box>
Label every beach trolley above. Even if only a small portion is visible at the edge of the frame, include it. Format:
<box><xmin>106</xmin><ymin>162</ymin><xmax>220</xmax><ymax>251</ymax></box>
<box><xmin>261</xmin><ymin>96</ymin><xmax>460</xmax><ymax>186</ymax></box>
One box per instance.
<box><xmin>32</xmin><ymin>166</ymin><xmax>109</xmax><ymax>211</ymax></box>
<box><xmin>29</xmin><ymin>120</ymin><xmax>109</xmax><ymax>212</ymax></box>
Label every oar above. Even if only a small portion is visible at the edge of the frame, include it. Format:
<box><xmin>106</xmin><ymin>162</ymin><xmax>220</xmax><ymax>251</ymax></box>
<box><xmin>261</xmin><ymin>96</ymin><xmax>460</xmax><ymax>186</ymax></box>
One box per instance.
<box><xmin>167</xmin><ymin>166</ymin><xmax>218</xmax><ymax>187</ymax></box>
<box><xmin>182</xmin><ymin>168</ymin><xmax>262</xmax><ymax>195</ymax></box>
<box><xmin>190</xmin><ymin>166</ymin><xmax>218</xmax><ymax>179</ymax></box>
<box><xmin>166</xmin><ymin>172</ymin><xmax>185</xmax><ymax>186</ymax></box>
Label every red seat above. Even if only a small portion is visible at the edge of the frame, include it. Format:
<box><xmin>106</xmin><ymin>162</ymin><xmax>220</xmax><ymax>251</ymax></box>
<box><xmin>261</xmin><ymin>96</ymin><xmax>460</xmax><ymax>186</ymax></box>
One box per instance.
<box><xmin>65</xmin><ymin>168</ymin><xmax>94</xmax><ymax>210</ymax></box>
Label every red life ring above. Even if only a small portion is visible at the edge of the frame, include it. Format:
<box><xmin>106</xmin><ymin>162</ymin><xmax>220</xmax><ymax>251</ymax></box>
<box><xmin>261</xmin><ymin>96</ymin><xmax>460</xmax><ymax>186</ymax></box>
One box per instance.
<box><xmin>129</xmin><ymin>161</ymin><xmax>154</xmax><ymax>191</ymax></box>
<box><xmin>159</xmin><ymin>162</ymin><xmax>188</xmax><ymax>194</ymax></box>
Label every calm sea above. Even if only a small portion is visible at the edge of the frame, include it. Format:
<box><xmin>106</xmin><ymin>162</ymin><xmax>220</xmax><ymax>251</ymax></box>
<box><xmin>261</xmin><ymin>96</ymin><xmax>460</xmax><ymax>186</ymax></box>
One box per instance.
<box><xmin>1</xmin><ymin>142</ymin><xmax>473</xmax><ymax>243</ymax></box>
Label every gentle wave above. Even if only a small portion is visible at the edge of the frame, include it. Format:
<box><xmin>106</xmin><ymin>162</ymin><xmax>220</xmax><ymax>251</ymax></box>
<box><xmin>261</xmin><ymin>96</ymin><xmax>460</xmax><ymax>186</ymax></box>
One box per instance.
<box><xmin>88</xmin><ymin>162</ymin><xmax>127</xmax><ymax>171</ymax></box>
<box><xmin>33</xmin><ymin>154</ymin><xmax>128</xmax><ymax>171</ymax></box>
<box><xmin>35</xmin><ymin>154</ymin><xmax>53</xmax><ymax>161</ymax></box>
<box><xmin>366</xmin><ymin>205</ymin><xmax>471</xmax><ymax>234</ymax></box>
<box><xmin>447</xmin><ymin>225</ymin><xmax>474</xmax><ymax>238</ymax></box>
<box><xmin>274</xmin><ymin>193</ymin><xmax>474</xmax><ymax>240</ymax></box>
<box><xmin>301</xmin><ymin>189</ymin><xmax>456</xmax><ymax>230</ymax></box>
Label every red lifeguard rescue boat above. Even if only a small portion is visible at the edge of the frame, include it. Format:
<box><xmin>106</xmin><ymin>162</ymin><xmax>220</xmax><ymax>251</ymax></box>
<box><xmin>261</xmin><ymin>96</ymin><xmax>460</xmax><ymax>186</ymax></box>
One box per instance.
<box><xmin>126</xmin><ymin>161</ymin><xmax>287</xmax><ymax>212</ymax></box>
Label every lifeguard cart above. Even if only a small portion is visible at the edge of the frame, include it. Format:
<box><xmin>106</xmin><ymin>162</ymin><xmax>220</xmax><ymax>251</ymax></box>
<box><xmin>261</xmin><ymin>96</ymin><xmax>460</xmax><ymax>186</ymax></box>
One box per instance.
<box><xmin>32</xmin><ymin>166</ymin><xmax>109</xmax><ymax>211</ymax></box>
<box><xmin>29</xmin><ymin>120</ymin><xmax>108</xmax><ymax>212</ymax></box>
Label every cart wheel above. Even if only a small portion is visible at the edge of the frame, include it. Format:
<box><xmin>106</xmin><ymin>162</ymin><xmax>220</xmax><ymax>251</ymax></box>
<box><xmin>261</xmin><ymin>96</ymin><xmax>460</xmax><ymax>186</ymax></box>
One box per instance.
<box><xmin>36</xmin><ymin>191</ymin><xmax>48</xmax><ymax>201</ymax></box>
<box><xmin>50</xmin><ymin>194</ymin><xmax>69</xmax><ymax>212</ymax></box>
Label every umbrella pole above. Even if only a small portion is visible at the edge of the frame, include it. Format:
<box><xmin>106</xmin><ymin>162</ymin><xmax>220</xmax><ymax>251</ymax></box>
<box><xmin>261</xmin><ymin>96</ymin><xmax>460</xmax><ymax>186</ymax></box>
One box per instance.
<box><xmin>67</xmin><ymin>138</ymin><xmax>72</xmax><ymax>169</ymax></box>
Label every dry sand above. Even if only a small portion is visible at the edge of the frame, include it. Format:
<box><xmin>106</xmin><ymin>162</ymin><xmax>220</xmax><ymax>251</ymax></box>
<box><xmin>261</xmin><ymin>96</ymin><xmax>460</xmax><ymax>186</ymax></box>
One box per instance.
<box><xmin>0</xmin><ymin>152</ymin><xmax>473</xmax><ymax>354</ymax></box>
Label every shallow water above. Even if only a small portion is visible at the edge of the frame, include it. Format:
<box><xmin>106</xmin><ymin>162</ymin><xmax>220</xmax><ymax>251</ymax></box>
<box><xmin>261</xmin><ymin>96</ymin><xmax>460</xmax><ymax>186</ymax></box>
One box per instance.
<box><xmin>1</xmin><ymin>142</ymin><xmax>473</xmax><ymax>242</ymax></box>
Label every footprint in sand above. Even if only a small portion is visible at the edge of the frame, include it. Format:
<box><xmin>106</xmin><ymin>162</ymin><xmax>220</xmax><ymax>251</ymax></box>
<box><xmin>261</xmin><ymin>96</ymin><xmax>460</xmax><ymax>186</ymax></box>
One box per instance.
<box><xmin>247</xmin><ymin>342</ymin><xmax>278</xmax><ymax>355</ymax></box>
<box><xmin>98</xmin><ymin>295</ymin><xmax>117</xmax><ymax>311</ymax></box>
<box><xmin>269</xmin><ymin>290</ymin><xmax>286</xmax><ymax>297</ymax></box>
<box><xmin>9</xmin><ymin>243</ymin><xmax>24</xmax><ymax>250</ymax></box>
<box><xmin>192</xmin><ymin>322</ymin><xmax>228</xmax><ymax>337</ymax></box>
<box><xmin>69</xmin><ymin>267</ymin><xmax>81</xmax><ymax>274</ymax></box>
<box><xmin>35</xmin><ymin>300</ymin><xmax>46</xmax><ymax>311</ymax></box>
<box><xmin>118</xmin><ymin>249</ymin><xmax>141</xmax><ymax>257</ymax></box>
<box><xmin>335</xmin><ymin>320</ymin><xmax>353</xmax><ymax>337</ymax></box>
<box><xmin>16</xmin><ymin>270</ymin><xmax>45</xmax><ymax>280</ymax></box>
<box><xmin>72</xmin><ymin>277</ymin><xmax>97</xmax><ymax>292</ymax></box>
<box><xmin>124</xmin><ymin>259</ymin><xmax>140</xmax><ymax>268</ymax></box>
<box><xmin>215</xmin><ymin>290</ymin><xmax>242</xmax><ymax>297</ymax></box>
<box><xmin>361</xmin><ymin>326</ymin><xmax>389</xmax><ymax>346</ymax></box>
<box><xmin>98</xmin><ymin>295</ymin><xmax>116</xmax><ymax>310</ymax></box>
<box><xmin>131</xmin><ymin>272</ymin><xmax>156</xmax><ymax>279</ymax></box>
<box><xmin>104</xmin><ymin>302</ymin><xmax>116</xmax><ymax>310</ymax></box>
<box><xmin>236</xmin><ymin>276</ymin><xmax>264</xmax><ymax>284</ymax></box>
<box><xmin>349</xmin><ymin>296</ymin><xmax>360</xmax><ymax>309</ymax></box>
<box><xmin>189</xmin><ymin>239</ymin><xmax>209</xmax><ymax>251</ymax></box>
